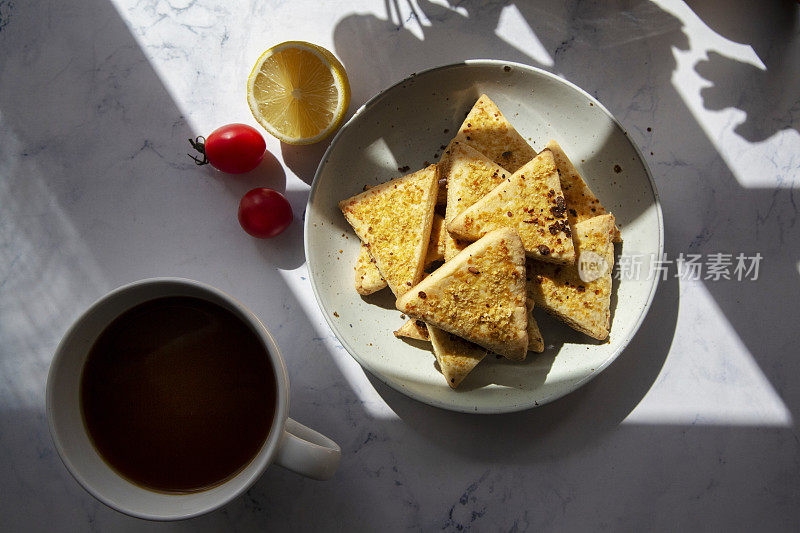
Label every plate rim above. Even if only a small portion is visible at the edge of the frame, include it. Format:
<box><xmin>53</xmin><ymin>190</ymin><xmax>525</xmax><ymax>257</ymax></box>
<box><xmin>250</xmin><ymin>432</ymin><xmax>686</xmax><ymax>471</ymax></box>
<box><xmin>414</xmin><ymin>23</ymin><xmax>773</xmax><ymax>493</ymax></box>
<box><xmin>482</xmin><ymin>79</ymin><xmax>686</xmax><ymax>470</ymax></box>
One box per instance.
<box><xmin>304</xmin><ymin>59</ymin><xmax>664</xmax><ymax>414</ymax></box>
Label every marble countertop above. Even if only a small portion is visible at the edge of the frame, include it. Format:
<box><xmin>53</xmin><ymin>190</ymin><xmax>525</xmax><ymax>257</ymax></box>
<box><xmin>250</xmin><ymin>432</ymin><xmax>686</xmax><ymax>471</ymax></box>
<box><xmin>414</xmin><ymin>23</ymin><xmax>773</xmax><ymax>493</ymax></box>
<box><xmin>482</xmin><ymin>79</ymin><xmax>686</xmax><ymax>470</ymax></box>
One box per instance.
<box><xmin>2</xmin><ymin>0</ymin><xmax>799</xmax><ymax>530</ymax></box>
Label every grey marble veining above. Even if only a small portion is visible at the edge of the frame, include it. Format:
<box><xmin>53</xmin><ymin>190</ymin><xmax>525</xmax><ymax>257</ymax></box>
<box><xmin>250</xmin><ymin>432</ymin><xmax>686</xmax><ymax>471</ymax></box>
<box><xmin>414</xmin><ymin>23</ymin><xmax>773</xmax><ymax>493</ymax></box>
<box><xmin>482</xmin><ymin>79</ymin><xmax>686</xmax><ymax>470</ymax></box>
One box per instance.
<box><xmin>1</xmin><ymin>0</ymin><xmax>799</xmax><ymax>531</ymax></box>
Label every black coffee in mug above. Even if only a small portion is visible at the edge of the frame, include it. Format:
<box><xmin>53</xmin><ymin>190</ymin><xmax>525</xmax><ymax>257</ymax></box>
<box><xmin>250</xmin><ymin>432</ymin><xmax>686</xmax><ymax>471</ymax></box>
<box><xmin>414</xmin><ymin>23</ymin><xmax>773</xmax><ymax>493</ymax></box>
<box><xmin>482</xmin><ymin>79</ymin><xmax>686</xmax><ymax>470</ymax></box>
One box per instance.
<box><xmin>80</xmin><ymin>296</ymin><xmax>276</xmax><ymax>493</ymax></box>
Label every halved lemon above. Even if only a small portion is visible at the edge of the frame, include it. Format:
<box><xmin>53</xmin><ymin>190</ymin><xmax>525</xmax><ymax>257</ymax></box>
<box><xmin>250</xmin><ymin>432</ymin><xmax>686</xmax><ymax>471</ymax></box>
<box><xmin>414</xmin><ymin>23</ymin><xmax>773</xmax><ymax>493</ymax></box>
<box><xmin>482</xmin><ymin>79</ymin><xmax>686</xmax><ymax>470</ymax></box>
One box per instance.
<box><xmin>247</xmin><ymin>41</ymin><xmax>351</xmax><ymax>145</ymax></box>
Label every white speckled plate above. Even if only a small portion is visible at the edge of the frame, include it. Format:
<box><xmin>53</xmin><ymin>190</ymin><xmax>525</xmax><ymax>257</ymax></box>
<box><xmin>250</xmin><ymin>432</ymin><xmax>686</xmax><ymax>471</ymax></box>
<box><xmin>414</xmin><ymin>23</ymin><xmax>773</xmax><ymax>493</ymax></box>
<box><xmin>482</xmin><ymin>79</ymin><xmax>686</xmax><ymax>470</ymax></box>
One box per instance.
<box><xmin>304</xmin><ymin>61</ymin><xmax>662</xmax><ymax>413</ymax></box>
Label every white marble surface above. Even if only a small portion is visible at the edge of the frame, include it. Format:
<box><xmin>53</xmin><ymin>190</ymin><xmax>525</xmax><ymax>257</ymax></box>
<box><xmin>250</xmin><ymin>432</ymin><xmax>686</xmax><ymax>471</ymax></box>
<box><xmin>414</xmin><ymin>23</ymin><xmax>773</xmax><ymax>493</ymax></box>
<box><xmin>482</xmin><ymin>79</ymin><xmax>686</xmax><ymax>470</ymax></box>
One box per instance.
<box><xmin>1</xmin><ymin>0</ymin><xmax>799</xmax><ymax>530</ymax></box>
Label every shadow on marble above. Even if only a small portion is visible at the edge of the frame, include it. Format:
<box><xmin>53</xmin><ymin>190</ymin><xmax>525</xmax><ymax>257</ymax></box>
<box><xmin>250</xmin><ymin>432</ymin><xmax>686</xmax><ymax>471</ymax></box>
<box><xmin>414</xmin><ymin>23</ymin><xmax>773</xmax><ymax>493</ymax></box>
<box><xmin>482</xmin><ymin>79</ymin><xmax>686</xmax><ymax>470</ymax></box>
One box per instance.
<box><xmin>209</xmin><ymin>149</ymin><xmax>288</xmax><ymax>199</ymax></box>
<box><xmin>251</xmin><ymin>213</ymin><xmax>307</xmax><ymax>271</ymax></box>
<box><xmin>0</xmin><ymin>0</ymin><xmax>203</xmax><ymax>284</ymax></box>
<box><xmin>281</xmin><ymin>138</ymin><xmax>333</xmax><ymax>186</ymax></box>
<box><xmin>688</xmin><ymin>0</ymin><xmax>800</xmax><ymax>142</ymax></box>
<box><xmin>5</xmin><ymin>401</ymin><xmax>798</xmax><ymax>531</ymax></box>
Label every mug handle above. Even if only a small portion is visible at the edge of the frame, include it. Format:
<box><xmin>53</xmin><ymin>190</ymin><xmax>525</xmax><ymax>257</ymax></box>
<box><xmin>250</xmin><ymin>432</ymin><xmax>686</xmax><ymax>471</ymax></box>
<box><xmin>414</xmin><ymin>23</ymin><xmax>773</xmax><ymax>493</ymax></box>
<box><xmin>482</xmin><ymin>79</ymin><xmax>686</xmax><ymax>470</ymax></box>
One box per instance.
<box><xmin>273</xmin><ymin>418</ymin><xmax>341</xmax><ymax>480</ymax></box>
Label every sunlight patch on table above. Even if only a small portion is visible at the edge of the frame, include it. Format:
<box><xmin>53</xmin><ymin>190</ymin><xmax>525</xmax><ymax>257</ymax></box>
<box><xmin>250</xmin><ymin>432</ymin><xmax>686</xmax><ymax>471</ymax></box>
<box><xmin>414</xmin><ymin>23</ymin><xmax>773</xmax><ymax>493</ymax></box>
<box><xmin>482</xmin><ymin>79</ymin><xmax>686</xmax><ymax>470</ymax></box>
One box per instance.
<box><xmin>0</xmin><ymin>126</ymin><xmax>110</xmax><ymax>411</ymax></box>
<box><xmin>277</xmin><ymin>265</ymin><xmax>398</xmax><ymax>419</ymax></box>
<box><xmin>495</xmin><ymin>4</ymin><xmax>554</xmax><ymax>67</ymax></box>
<box><xmin>625</xmin><ymin>280</ymin><xmax>791</xmax><ymax>427</ymax></box>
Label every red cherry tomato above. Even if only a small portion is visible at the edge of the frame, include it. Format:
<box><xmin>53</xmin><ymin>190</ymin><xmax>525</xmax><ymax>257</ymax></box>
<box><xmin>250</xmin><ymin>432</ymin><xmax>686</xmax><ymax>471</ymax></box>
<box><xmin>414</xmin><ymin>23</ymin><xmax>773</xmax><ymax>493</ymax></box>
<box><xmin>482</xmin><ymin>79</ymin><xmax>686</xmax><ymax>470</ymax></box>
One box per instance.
<box><xmin>190</xmin><ymin>124</ymin><xmax>266</xmax><ymax>174</ymax></box>
<box><xmin>238</xmin><ymin>188</ymin><xmax>293</xmax><ymax>238</ymax></box>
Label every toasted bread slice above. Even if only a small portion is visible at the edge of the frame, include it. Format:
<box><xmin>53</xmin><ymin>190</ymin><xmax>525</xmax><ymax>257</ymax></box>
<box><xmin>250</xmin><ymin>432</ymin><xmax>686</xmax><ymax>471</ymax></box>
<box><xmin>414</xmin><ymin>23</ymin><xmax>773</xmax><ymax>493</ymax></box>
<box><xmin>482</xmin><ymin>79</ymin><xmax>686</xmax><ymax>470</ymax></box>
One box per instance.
<box><xmin>436</xmin><ymin>178</ymin><xmax>447</xmax><ymax>206</ymax></box>
<box><xmin>396</xmin><ymin>313</ymin><xmax>544</xmax><ymax>353</ymax></box>
<box><xmin>546</xmin><ymin>140</ymin><xmax>621</xmax><ymax>242</ymax></box>
<box><xmin>527</xmin><ymin>214</ymin><xmax>615</xmax><ymax>339</ymax></box>
<box><xmin>425</xmin><ymin>214</ymin><xmax>446</xmax><ymax>265</ymax></box>
<box><xmin>365</xmin><ymin>179</ymin><xmax>446</xmax><ymax>207</ymax></box>
<box><xmin>396</xmin><ymin>228</ymin><xmax>528</xmax><ymax>360</ymax></box>
<box><xmin>355</xmin><ymin>244</ymin><xmax>388</xmax><ymax>295</ymax></box>
<box><xmin>340</xmin><ymin>165</ymin><xmax>439</xmax><ymax>296</ymax></box>
<box><xmin>440</xmin><ymin>140</ymin><xmax>510</xmax><ymax>260</ymax></box>
<box><xmin>393</xmin><ymin>319</ymin><xmax>429</xmax><ymax>340</ymax></box>
<box><xmin>426</xmin><ymin>324</ymin><xmax>487</xmax><ymax>388</ymax></box>
<box><xmin>455</xmin><ymin>94</ymin><xmax>536</xmax><ymax>173</ymax></box>
<box><xmin>447</xmin><ymin>149</ymin><xmax>576</xmax><ymax>265</ymax></box>
<box><xmin>526</xmin><ymin>300</ymin><xmax>545</xmax><ymax>353</ymax></box>
<box><xmin>355</xmin><ymin>213</ymin><xmax>447</xmax><ymax>295</ymax></box>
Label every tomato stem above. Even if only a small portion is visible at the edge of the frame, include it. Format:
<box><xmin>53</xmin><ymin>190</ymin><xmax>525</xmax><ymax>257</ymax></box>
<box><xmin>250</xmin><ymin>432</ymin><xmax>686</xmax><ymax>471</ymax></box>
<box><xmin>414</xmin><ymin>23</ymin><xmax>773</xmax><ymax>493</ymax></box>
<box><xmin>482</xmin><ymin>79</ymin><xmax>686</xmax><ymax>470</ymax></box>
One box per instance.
<box><xmin>188</xmin><ymin>136</ymin><xmax>209</xmax><ymax>166</ymax></box>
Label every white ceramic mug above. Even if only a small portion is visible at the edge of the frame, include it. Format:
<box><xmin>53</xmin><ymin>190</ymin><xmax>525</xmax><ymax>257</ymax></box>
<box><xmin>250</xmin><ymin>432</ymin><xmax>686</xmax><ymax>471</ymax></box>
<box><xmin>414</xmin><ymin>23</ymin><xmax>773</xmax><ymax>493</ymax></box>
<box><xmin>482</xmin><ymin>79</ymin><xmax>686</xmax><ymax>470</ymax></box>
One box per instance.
<box><xmin>46</xmin><ymin>278</ymin><xmax>341</xmax><ymax>521</ymax></box>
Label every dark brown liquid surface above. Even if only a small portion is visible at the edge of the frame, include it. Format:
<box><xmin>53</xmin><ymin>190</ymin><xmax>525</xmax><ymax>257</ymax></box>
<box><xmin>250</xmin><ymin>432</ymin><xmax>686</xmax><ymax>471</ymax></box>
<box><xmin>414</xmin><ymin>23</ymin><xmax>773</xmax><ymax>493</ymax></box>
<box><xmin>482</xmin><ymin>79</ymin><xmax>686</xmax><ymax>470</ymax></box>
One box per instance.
<box><xmin>80</xmin><ymin>296</ymin><xmax>276</xmax><ymax>493</ymax></box>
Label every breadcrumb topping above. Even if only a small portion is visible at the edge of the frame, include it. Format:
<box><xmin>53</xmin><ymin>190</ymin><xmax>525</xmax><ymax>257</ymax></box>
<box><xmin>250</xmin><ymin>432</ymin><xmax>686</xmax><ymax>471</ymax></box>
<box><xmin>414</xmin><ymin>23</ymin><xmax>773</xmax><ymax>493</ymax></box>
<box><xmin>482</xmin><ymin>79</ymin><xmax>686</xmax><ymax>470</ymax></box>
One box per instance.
<box><xmin>448</xmin><ymin>150</ymin><xmax>577</xmax><ymax>264</ymax></box>
<box><xmin>440</xmin><ymin>141</ymin><xmax>510</xmax><ymax>260</ymax></box>
<box><xmin>454</xmin><ymin>94</ymin><xmax>536</xmax><ymax>173</ymax></box>
<box><xmin>546</xmin><ymin>139</ymin><xmax>622</xmax><ymax>242</ymax></box>
<box><xmin>527</xmin><ymin>214</ymin><xmax>615</xmax><ymax>339</ymax></box>
<box><xmin>397</xmin><ymin>229</ymin><xmax>528</xmax><ymax>359</ymax></box>
<box><xmin>340</xmin><ymin>165</ymin><xmax>439</xmax><ymax>296</ymax></box>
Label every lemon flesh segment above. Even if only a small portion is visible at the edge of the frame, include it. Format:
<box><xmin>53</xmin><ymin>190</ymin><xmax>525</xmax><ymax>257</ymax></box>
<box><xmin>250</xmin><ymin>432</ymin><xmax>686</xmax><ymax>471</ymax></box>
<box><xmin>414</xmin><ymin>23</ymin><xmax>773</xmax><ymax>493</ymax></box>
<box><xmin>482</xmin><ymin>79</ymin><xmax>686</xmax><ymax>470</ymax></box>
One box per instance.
<box><xmin>248</xmin><ymin>44</ymin><xmax>349</xmax><ymax>144</ymax></box>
